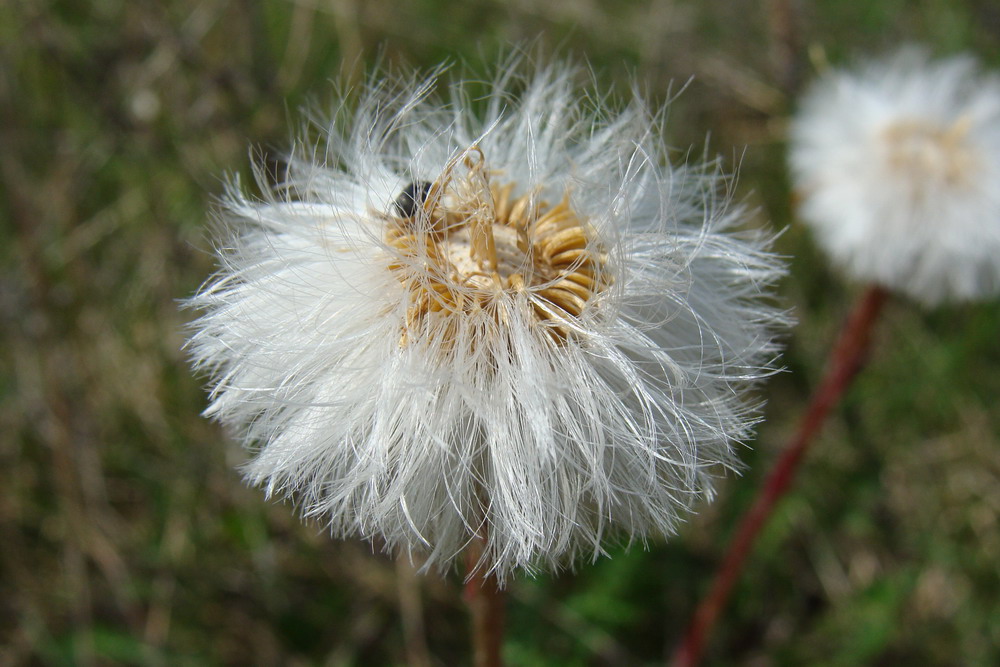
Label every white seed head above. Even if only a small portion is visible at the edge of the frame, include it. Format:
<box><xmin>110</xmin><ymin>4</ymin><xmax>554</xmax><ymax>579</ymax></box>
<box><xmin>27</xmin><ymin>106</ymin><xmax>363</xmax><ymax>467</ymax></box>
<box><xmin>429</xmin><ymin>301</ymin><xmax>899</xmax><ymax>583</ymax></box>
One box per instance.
<box><xmin>186</xmin><ymin>59</ymin><xmax>787</xmax><ymax>582</ymax></box>
<box><xmin>789</xmin><ymin>48</ymin><xmax>1000</xmax><ymax>305</ymax></box>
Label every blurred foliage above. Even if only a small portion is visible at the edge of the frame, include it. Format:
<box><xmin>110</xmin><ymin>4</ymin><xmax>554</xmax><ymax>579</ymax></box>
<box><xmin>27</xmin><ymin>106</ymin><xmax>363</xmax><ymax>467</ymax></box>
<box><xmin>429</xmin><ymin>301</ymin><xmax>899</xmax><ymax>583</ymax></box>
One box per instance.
<box><xmin>3</xmin><ymin>0</ymin><xmax>1000</xmax><ymax>664</ymax></box>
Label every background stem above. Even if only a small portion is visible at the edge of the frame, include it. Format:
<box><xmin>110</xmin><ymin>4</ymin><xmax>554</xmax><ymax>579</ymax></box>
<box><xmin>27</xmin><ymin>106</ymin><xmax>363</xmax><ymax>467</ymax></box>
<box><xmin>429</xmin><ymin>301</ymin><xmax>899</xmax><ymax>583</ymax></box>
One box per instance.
<box><xmin>672</xmin><ymin>284</ymin><xmax>889</xmax><ymax>667</ymax></box>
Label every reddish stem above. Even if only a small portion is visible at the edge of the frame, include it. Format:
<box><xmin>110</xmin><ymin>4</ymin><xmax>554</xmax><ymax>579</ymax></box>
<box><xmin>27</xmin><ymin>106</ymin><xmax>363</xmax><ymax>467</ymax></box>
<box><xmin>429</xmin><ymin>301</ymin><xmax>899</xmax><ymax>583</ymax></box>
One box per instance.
<box><xmin>672</xmin><ymin>284</ymin><xmax>889</xmax><ymax>667</ymax></box>
<box><xmin>464</xmin><ymin>538</ymin><xmax>506</xmax><ymax>667</ymax></box>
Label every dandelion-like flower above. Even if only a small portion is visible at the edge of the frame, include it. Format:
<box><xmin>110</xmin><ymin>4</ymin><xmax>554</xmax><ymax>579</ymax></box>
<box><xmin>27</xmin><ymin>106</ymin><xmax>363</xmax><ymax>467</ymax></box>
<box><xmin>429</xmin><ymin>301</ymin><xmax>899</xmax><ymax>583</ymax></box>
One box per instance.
<box><xmin>789</xmin><ymin>49</ymin><xmax>1000</xmax><ymax>305</ymax></box>
<box><xmin>187</xmin><ymin>60</ymin><xmax>786</xmax><ymax>581</ymax></box>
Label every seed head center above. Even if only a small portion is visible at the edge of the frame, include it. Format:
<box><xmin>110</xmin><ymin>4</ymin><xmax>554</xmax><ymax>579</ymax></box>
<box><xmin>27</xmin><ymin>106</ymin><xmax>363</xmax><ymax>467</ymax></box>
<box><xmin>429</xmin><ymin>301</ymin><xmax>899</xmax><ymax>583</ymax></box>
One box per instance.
<box><xmin>882</xmin><ymin>116</ymin><xmax>978</xmax><ymax>188</ymax></box>
<box><xmin>385</xmin><ymin>148</ymin><xmax>609</xmax><ymax>344</ymax></box>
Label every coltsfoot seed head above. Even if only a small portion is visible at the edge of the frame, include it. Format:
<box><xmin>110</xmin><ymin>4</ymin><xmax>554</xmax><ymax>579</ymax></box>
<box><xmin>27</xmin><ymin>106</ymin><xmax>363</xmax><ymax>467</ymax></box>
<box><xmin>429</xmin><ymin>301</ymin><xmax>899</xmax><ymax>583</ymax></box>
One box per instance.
<box><xmin>187</xmin><ymin>58</ymin><xmax>788</xmax><ymax>582</ymax></box>
<box><xmin>789</xmin><ymin>48</ymin><xmax>1000</xmax><ymax>305</ymax></box>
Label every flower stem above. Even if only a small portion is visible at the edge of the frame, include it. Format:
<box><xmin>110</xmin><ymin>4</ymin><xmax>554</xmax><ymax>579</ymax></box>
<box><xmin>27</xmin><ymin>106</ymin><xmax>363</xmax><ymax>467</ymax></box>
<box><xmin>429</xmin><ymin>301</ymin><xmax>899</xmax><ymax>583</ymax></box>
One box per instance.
<box><xmin>671</xmin><ymin>284</ymin><xmax>889</xmax><ymax>667</ymax></box>
<box><xmin>396</xmin><ymin>555</ymin><xmax>431</xmax><ymax>667</ymax></box>
<box><xmin>465</xmin><ymin>537</ymin><xmax>506</xmax><ymax>667</ymax></box>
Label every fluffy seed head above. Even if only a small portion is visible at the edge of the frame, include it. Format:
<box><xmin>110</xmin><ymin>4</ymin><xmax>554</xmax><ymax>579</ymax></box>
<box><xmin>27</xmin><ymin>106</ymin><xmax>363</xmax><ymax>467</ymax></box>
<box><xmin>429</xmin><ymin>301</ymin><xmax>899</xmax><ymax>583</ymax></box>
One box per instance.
<box><xmin>187</xmin><ymin>59</ymin><xmax>787</xmax><ymax>581</ymax></box>
<box><xmin>789</xmin><ymin>49</ymin><xmax>1000</xmax><ymax>305</ymax></box>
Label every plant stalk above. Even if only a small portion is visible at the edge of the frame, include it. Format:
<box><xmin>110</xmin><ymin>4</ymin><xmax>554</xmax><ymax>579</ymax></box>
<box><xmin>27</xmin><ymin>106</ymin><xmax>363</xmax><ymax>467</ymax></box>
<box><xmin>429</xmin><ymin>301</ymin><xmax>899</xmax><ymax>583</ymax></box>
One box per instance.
<box><xmin>671</xmin><ymin>284</ymin><xmax>889</xmax><ymax>667</ymax></box>
<box><xmin>465</xmin><ymin>537</ymin><xmax>506</xmax><ymax>667</ymax></box>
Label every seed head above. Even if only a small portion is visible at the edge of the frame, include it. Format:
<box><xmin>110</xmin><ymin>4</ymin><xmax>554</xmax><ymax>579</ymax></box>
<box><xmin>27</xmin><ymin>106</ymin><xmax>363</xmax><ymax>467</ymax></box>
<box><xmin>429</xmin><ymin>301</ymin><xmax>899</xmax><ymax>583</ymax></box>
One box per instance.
<box><xmin>187</xmin><ymin>59</ymin><xmax>787</xmax><ymax>581</ymax></box>
<box><xmin>789</xmin><ymin>49</ymin><xmax>1000</xmax><ymax>305</ymax></box>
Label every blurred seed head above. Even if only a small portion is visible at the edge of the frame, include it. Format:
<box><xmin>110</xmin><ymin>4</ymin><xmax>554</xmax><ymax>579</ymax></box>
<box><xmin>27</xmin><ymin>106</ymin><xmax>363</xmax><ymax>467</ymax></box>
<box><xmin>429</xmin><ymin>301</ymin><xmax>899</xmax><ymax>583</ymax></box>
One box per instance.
<box><xmin>789</xmin><ymin>48</ymin><xmax>1000</xmax><ymax>305</ymax></box>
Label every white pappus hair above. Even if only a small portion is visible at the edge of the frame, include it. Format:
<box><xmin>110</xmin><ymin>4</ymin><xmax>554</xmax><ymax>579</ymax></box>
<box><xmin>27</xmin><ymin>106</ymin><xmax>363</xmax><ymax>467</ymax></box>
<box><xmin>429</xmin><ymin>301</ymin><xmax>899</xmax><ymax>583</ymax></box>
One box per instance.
<box><xmin>186</xmin><ymin>57</ymin><xmax>788</xmax><ymax>583</ymax></box>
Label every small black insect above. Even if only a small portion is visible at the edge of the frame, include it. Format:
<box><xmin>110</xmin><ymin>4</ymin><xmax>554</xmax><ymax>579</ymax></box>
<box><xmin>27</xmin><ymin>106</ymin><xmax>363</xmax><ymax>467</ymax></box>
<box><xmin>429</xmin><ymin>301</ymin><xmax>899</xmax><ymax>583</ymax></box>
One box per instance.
<box><xmin>393</xmin><ymin>180</ymin><xmax>433</xmax><ymax>219</ymax></box>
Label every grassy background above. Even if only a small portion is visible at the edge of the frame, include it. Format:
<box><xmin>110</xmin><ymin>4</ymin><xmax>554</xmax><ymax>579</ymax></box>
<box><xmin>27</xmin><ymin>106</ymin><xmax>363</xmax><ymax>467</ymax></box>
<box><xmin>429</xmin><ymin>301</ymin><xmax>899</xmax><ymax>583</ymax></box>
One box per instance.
<box><xmin>3</xmin><ymin>0</ymin><xmax>1000</xmax><ymax>664</ymax></box>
